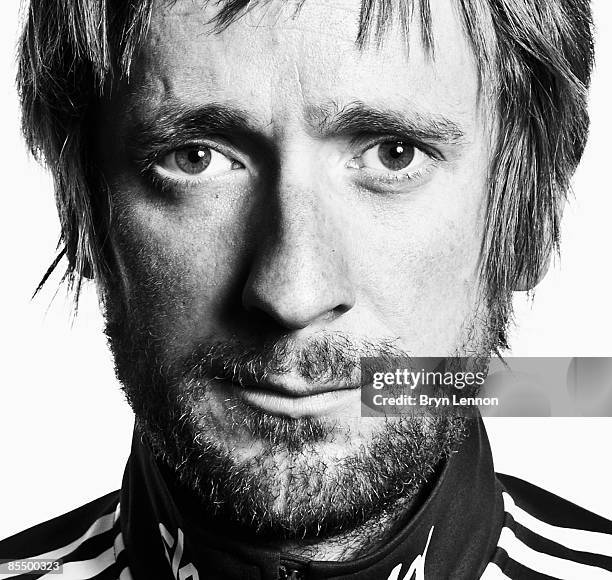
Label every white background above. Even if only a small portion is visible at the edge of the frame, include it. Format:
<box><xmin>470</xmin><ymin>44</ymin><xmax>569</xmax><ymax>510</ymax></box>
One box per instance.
<box><xmin>0</xmin><ymin>1</ymin><xmax>610</xmax><ymax>539</ymax></box>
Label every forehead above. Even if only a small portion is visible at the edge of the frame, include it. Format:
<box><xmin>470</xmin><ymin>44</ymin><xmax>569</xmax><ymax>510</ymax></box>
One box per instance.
<box><xmin>126</xmin><ymin>0</ymin><xmax>483</xmax><ymax>135</ymax></box>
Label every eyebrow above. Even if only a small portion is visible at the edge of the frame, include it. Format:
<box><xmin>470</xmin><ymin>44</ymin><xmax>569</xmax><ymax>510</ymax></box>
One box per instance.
<box><xmin>127</xmin><ymin>103</ymin><xmax>258</xmax><ymax>155</ymax></box>
<box><xmin>309</xmin><ymin>101</ymin><xmax>467</xmax><ymax>145</ymax></box>
<box><xmin>127</xmin><ymin>99</ymin><xmax>467</xmax><ymax>157</ymax></box>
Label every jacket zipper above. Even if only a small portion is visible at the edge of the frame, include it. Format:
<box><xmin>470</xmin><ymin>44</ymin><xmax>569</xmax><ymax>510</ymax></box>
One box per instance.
<box><xmin>278</xmin><ymin>558</ymin><xmax>306</xmax><ymax>580</ymax></box>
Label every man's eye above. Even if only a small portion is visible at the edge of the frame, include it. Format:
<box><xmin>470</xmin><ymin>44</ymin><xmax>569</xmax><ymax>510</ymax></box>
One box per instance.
<box><xmin>358</xmin><ymin>141</ymin><xmax>428</xmax><ymax>173</ymax></box>
<box><xmin>158</xmin><ymin>146</ymin><xmax>241</xmax><ymax>178</ymax></box>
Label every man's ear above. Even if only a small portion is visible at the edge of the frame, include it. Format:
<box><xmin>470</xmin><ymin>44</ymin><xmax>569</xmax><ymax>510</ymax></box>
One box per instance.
<box><xmin>81</xmin><ymin>262</ymin><xmax>95</xmax><ymax>280</ymax></box>
<box><xmin>513</xmin><ymin>197</ymin><xmax>566</xmax><ymax>292</ymax></box>
<box><xmin>513</xmin><ymin>252</ymin><xmax>552</xmax><ymax>291</ymax></box>
<box><xmin>65</xmin><ymin>248</ymin><xmax>95</xmax><ymax>280</ymax></box>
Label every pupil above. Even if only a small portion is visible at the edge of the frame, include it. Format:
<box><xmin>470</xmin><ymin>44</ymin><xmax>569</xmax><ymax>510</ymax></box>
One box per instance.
<box><xmin>378</xmin><ymin>141</ymin><xmax>415</xmax><ymax>171</ymax></box>
<box><xmin>175</xmin><ymin>147</ymin><xmax>211</xmax><ymax>174</ymax></box>
<box><xmin>390</xmin><ymin>145</ymin><xmax>404</xmax><ymax>159</ymax></box>
<box><xmin>187</xmin><ymin>150</ymin><xmax>205</xmax><ymax>164</ymax></box>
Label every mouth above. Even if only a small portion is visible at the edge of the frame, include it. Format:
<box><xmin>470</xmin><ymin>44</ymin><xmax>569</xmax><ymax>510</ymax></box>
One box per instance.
<box><xmin>227</xmin><ymin>374</ymin><xmax>362</xmax><ymax>418</ymax></box>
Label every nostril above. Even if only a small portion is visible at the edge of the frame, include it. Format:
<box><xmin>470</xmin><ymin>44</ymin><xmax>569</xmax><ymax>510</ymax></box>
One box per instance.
<box><xmin>333</xmin><ymin>303</ymin><xmax>353</xmax><ymax>316</ymax></box>
<box><xmin>241</xmin><ymin>274</ymin><xmax>354</xmax><ymax>332</ymax></box>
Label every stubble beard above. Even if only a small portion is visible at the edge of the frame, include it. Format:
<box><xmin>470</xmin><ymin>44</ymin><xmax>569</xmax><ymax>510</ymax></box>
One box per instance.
<box><xmin>103</xmin><ymin>282</ymin><xmax>502</xmax><ymax>548</ymax></box>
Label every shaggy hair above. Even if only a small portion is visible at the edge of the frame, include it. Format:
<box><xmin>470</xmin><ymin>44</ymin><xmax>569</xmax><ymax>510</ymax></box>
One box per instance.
<box><xmin>17</xmin><ymin>0</ymin><xmax>594</xmax><ymax>325</ymax></box>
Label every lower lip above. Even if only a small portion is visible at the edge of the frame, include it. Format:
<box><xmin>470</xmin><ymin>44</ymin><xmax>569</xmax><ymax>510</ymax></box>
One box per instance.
<box><xmin>232</xmin><ymin>385</ymin><xmax>360</xmax><ymax>418</ymax></box>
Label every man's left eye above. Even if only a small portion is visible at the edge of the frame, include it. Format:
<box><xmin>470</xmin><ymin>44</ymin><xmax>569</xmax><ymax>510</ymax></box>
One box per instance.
<box><xmin>158</xmin><ymin>145</ymin><xmax>242</xmax><ymax>178</ymax></box>
<box><xmin>352</xmin><ymin>140</ymin><xmax>430</xmax><ymax>174</ymax></box>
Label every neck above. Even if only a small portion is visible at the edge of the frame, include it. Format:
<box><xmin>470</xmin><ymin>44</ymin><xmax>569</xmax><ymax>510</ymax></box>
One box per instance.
<box><xmin>272</xmin><ymin>495</ymin><xmax>421</xmax><ymax>561</ymax></box>
<box><xmin>216</xmin><ymin>463</ymin><xmax>440</xmax><ymax>562</ymax></box>
<box><xmin>161</xmin><ymin>459</ymin><xmax>438</xmax><ymax>563</ymax></box>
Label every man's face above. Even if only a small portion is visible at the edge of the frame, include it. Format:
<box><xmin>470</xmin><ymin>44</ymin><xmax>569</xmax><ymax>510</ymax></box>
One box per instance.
<box><xmin>98</xmin><ymin>0</ymin><xmax>496</xmax><ymax>542</ymax></box>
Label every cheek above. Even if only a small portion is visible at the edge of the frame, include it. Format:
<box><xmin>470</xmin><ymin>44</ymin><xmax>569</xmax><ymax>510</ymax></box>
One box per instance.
<box><xmin>108</xmin><ymin>190</ymin><xmax>249</xmax><ymax>352</ymax></box>
<box><xmin>350</xmin><ymin>181</ymin><xmax>486</xmax><ymax>353</ymax></box>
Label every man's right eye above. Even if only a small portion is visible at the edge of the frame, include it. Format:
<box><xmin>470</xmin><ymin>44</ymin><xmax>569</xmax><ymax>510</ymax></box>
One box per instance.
<box><xmin>157</xmin><ymin>145</ymin><xmax>243</xmax><ymax>180</ymax></box>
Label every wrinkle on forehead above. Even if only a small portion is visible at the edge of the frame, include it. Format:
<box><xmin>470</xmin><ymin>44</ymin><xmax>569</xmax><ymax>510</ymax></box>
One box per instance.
<box><xmin>158</xmin><ymin>0</ymin><xmax>435</xmax><ymax>52</ymax></box>
<box><xmin>150</xmin><ymin>0</ymin><xmax>499</xmax><ymax>112</ymax></box>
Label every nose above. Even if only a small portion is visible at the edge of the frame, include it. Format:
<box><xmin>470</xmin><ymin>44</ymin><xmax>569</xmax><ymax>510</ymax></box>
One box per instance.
<box><xmin>242</xmin><ymin>172</ymin><xmax>356</xmax><ymax>330</ymax></box>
